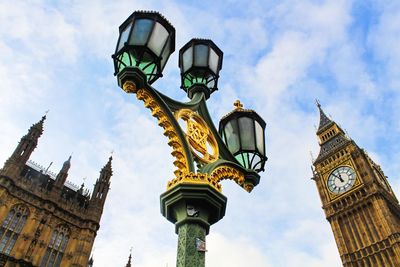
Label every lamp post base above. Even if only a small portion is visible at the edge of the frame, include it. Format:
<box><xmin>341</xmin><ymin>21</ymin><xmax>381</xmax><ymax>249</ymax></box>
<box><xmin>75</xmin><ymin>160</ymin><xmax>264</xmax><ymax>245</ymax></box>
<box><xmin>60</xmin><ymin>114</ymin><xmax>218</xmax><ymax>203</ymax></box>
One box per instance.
<box><xmin>160</xmin><ymin>183</ymin><xmax>227</xmax><ymax>267</ymax></box>
<box><xmin>177</xmin><ymin>222</ymin><xmax>206</xmax><ymax>267</ymax></box>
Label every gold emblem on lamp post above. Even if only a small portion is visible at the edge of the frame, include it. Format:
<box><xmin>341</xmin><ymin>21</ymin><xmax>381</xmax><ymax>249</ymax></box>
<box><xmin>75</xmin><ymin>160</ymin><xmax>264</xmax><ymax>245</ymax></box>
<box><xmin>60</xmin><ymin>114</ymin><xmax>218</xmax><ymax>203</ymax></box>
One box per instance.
<box><xmin>176</xmin><ymin>109</ymin><xmax>219</xmax><ymax>163</ymax></box>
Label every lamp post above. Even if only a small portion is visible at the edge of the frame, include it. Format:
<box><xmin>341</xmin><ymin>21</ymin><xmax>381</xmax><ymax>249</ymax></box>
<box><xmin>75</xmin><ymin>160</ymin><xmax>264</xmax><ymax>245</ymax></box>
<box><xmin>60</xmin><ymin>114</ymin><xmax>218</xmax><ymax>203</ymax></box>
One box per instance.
<box><xmin>112</xmin><ymin>11</ymin><xmax>267</xmax><ymax>267</ymax></box>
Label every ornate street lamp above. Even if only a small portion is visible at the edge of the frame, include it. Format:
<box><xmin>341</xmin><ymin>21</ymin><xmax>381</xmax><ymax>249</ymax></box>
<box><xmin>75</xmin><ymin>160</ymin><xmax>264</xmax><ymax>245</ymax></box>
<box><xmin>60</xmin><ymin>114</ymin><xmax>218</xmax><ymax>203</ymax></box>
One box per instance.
<box><xmin>112</xmin><ymin>11</ymin><xmax>175</xmax><ymax>86</ymax></box>
<box><xmin>219</xmin><ymin>100</ymin><xmax>267</xmax><ymax>173</ymax></box>
<box><xmin>112</xmin><ymin>10</ymin><xmax>267</xmax><ymax>267</ymax></box>
<box><xmin>179</xmin><ymin>39</ymin><xmax>223</xmax><ymax>99</ymax></box>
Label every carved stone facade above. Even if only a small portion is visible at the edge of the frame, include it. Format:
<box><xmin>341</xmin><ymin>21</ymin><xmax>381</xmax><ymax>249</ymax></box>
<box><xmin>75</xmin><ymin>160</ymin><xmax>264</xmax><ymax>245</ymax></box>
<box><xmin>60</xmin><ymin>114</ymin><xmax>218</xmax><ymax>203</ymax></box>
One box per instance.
<box><xmin>0</xmin><ymin>116</ymin><xmax>112</xmax><ymax>267</ymax></box>
<box><xmin>312</xmin><ymin>104</ymin><xmax>400</xmax><ymax>266</ymax></box>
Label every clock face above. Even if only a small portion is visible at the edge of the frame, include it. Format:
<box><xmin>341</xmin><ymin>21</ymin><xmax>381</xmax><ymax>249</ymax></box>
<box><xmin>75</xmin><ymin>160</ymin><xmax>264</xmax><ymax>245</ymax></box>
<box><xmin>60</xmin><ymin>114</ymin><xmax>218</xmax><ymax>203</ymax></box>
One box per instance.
<box><xmin>327</xmin><ymin>166</ymin><xmax>356</xmax><ymax>194</ymax></box>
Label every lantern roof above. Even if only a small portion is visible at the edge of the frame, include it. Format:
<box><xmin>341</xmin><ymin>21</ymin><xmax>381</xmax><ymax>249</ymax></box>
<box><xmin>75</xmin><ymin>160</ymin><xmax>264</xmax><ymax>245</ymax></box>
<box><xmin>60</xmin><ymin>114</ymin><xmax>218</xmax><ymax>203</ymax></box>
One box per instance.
<box><xmin>220</xmin><ymin>100</ymin><xmax>266</xmax><ymax>128</ymax></box>
<box><xmin>118</xmin><ymin>10</ymin><xmax>176</xmax><ymax>53</ymax></box>
<box><xmin>179</xmin><ymin>38</ymin><xmax>223</xmax><ymax>60</ymax></box>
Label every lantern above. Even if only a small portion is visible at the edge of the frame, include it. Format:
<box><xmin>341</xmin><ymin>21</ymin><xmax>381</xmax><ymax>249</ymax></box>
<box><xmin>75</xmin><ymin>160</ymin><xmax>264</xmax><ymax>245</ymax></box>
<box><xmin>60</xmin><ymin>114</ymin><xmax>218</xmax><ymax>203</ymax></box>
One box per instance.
<box><xmin>179</xmin><ymin>39</ymin><xmax>223</xmax><ymax>99</ymax></box>
<box><xmin>112</xmin><ymin>11</ymin><xmax>175</xmax><ymax>85</ymax></box>
<box><xmin>219</xmin><ymin>101</ymin><xmax>267</xmax><ymax>172</ymax></box>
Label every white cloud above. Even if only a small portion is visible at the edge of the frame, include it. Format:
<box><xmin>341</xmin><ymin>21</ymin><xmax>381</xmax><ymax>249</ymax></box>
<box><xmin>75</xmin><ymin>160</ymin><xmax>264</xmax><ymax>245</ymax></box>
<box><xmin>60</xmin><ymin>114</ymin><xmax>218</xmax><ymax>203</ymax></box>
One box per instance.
<box><xmin>206</xmin><ymin>232</ymin><xmax>272</xmax><ymax>267</ymax></box>
<box><xmin>368</xmin><ymin>1</ymin><xmax>400</xmax><ymax>82</ymax></box>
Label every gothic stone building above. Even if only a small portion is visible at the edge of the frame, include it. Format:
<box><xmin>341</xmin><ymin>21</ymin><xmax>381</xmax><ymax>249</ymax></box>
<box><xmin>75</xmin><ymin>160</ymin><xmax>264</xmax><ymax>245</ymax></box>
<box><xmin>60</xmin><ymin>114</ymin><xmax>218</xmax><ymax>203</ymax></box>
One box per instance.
<box><xmin>0</xmin><ymin>116</ymin><xmax>112</xmax><ymax>266</ymax></box>
<box><xmin>312</xmin><ymin>103</ymin><xmax>400</xmax><ymax>266</ymax></box>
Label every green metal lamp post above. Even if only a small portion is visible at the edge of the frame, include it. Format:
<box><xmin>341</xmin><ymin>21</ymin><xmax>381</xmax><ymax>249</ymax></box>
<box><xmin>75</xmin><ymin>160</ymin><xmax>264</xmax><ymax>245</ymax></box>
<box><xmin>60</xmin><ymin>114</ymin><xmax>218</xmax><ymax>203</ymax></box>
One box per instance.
<box><xmin>112</xmin><ymin>11</ymin><xmax>267</xmax><ymax>267</ymax></box>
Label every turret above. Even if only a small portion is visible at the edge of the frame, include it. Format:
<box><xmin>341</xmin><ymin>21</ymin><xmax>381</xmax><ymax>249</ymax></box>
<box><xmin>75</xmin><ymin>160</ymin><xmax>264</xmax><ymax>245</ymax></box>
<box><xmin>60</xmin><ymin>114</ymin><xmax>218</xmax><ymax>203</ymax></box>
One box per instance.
<box><xmin>90</xmin><ymin>156</ymin><xmax>113</xmax><ymax>212</ymax></box>
<box><xmin>314</xmin><ymin>101</ymin><xmax>350</xmax><ymax>164</ymax></box>
<box><xmin>2</xmin><ymin>115</ymin><xmax>46</xmax><ymax>177</ymax></box>
<box><xmin>55</xmin><ymin>155</ymin><xmax>71</xmax><ymax>187</ymax></box>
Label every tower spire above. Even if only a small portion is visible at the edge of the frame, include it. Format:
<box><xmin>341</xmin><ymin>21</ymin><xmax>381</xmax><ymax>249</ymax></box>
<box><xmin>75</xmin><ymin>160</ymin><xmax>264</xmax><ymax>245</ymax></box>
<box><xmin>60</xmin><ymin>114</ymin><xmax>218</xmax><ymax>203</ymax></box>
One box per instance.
<box><xmin>2</xmin><ymin>115</ymin><xmax>46</xmax><ymax>177</ymax></box>
<box><xmin>90</xmin><ymin>155</ymin><xmax>113</xmax><ymax>216</ymax></box>
<box><xmin>55</xmin><ymin>155</ymin><xmax>71</xmax><ymax>187</ymax></box>
<box><xmin>313</xmin><ymin>103</ymin><xmax>349</xmax><ymax>164</ymax></box>
<box><xmin>88</xmin><ymin>256</ymin><xmax>94</xmax><ymax>267</ymax></box>
<box><xmin>102</xmin><ymin>155</ymin><xmax>113</xmax><ymax>180</ymax></box>
<box><xmin>125</xmin><ymin>250</ymin><xmax>132</xmax><ymax>267</ymax></box>
<box><xmin>315</xmin><ymin>99</ymin><xmax>333</xmax><ymax>134</ymax></box>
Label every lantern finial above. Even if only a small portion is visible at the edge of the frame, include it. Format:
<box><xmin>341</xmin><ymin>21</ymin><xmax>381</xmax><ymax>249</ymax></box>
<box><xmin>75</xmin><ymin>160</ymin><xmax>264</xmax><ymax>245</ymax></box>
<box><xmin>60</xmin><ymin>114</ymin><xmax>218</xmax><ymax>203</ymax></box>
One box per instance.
<box><xmin>234</xmin><ymin>100</ymin><xmax>243</xmax><ymax>110</ymax></box>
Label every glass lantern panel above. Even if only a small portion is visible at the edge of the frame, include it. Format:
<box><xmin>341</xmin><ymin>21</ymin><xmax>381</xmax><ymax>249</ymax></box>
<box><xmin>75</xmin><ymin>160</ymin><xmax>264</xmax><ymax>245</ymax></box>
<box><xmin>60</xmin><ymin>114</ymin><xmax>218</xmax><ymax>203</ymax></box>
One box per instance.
<box><xmin>252</xmin><ymin>154</ymin><xmax>261</xmax><ymax>170</ymax></box>
<box><xmin>130</xmin><ymin>19</ymin><xmax>153</xmax><ymax>45</ymax></box>
<box><xmin>117</xmin><ymin>51</ymin><xmax>135</xmax><ymax>73</ymax></box>
<box><xmin>194</xmin><ymin>44</ymin><xmax>208</xmax><ymax>67</ymax></box>
<box><xmin>207</xmin><ymin>76</ymin><xmax>215</xmax><ymax>89</ymax></box>
<box><xmin>148</xmin><ymin>22</ymin><xmax>169</xmax><ymax>56</ymax></box>
<box><xmin>117</xmin><ymin>22</ymin><xmax>132</xmax><ymax>52</ymax></box>
<box><xmin>255</xmin><ymin>121</ymin><xmax>264</xmax><ymax>155</ymax></box>
<box><xmin>160</xmin><ymin>37</ymin><xmax>171</xmax><ymax>70</ymax></box>
<box><xmin>183</xmin><ymin>75</ymin><xmax>193</xmax><ymax>88</ymax></box>
<box><xmin>182</xmin><ymin>46</ymin><xmax>193</xmax><ymax>72</ymax></box>
<box><xmin>183</xmin><ymin>75</ymin><xmax>205</xmax><ymax>88</ymax></box>
<box><xmin>209</xmin><ymin>48</ymin><xmax>219</xmax><ymax>73</ymax></box>
<box><xmin>146</xmin><ymin>64</ymin><xmax>157</xmax><ymax>80</ymax></box>
<box><xmin>224</xmin><ymin>119</ymin><xmax>240</xmax><ymax>154</ymax></box>
<box><xmin>235</xmin><ymin>153</ymin><xmax>250</xmax><ymax>169</ymax></box>
<box><xmin>139</xmin><ymin>52</ymin><xmax>157</xmax><ymax>76</ymax></box>
<box><xmin>238</xmin><ymin>117</ymin><xmax>255</xmax><ymax>150</ymax></box>
<box><xmin>193</xmin><ymin>76</ymin><xmax>205</xmax><ymax>84</ymax></box>
<box><xmin>220</xmin><ymin>130</ymin><xmax>226</xmax><ymax>143</ymax></box>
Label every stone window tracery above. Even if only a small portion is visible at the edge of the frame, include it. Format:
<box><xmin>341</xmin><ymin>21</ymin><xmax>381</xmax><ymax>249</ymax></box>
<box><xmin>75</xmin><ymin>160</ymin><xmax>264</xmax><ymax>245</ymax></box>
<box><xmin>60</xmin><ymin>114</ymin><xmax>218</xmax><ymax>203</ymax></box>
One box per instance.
<box><xmin>0</xmin><ymin>204</ymin><xmax>29</xmax><ymax>255</ymax></box>
<box><xmin>40</xmin><ymin>224</ymin><xmax>70</xmax><ymax>267</ymax></box>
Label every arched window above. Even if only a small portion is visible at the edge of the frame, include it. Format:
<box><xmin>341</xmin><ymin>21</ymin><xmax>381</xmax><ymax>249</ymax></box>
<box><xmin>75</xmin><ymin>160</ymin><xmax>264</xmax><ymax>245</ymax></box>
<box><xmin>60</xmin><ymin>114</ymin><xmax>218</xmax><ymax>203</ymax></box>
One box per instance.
<box><xmin>0</xmin><ymin>204</ymin><xmax>29</xmax><ymax>255</ymax></box>
<box><xmin>40</xmin><ymin>224</ymin><xmax>70</xmax><ymax>267</ymax></box>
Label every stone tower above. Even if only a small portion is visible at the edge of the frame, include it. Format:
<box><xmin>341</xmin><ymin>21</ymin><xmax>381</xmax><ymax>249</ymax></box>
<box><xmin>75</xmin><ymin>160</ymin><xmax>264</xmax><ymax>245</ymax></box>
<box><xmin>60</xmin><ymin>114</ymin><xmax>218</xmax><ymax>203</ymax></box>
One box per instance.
<box><xmin>0</xmin><ymin>116</ymin><xmax>112</xmax><ymax>267</ymax></box>
<box><xmin>312</xmin><ymin>103</ymin><xmax>400</xmax><ymax>266</ymax></box>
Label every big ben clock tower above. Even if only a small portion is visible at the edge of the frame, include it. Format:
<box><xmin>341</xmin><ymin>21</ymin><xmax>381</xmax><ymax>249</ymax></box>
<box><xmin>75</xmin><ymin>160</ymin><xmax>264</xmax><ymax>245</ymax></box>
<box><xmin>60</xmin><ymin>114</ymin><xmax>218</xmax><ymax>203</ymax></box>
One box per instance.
<box><xmin>312</xmin><ymin>102</ymin><xmax>400</xmax><ymax>266</ymax></box>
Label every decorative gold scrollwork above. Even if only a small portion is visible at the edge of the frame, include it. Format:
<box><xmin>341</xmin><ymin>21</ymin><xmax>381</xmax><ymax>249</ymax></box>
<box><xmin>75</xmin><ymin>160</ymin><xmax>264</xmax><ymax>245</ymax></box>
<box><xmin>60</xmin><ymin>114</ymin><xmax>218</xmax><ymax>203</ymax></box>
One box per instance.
<box><xmin>122</xmin><ymin>81</ymin><xmax>138</xmax><ymax>94</ymax></box>
<box><xmin>167</xmin><ymin>172</ymin><xmax>222</xmax><ymax>192</ymax></box>
<box><xmin>122</xmin><ymin>81</ymin><xmax>251</xmax><ymax>193</ymax></box>
<box><xmin>167</xmin><ymin>166</ymin><xmax>249</xmax><ymax>193</ymax></box>
<box><xmin>175</xmin><ymin>109</ymin><xmax>219</xmax><ymax>164</ymax></box>
<box><xmin>123</xmin><ymin>81</ymin><xmax>190</xmax><ymax>177</ymax></box>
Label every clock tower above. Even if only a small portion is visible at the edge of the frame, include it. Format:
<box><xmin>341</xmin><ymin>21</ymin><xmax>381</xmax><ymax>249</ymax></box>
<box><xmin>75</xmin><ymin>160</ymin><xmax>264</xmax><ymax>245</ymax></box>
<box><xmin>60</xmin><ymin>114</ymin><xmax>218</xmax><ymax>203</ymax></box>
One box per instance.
<box><xmin>312</xmin><ymin>102</ymin><xmax>400</xmax><ymax>266</ymax></box>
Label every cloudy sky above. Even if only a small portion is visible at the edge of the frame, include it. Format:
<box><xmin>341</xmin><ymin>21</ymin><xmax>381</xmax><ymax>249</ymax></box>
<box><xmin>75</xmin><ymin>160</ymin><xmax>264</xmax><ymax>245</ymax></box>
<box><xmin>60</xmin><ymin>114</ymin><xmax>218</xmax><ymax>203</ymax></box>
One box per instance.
<box><xmin>1</xmin><ymin>0</ymin><xmax>400</xmax><ymax>266</ymax></box>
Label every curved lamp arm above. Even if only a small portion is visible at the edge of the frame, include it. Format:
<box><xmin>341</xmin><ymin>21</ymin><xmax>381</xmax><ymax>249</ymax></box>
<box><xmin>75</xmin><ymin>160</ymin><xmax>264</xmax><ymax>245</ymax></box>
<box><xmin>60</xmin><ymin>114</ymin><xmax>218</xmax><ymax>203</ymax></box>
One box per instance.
<box><xmin>121</xmin><ymin>69</ymin><xmax>195</xmax><ymax>176</ymax></box>
<box><xmin>120</xmin><ymin>68</ymin><xmax>260</xmax><ymax>193</ymax></box>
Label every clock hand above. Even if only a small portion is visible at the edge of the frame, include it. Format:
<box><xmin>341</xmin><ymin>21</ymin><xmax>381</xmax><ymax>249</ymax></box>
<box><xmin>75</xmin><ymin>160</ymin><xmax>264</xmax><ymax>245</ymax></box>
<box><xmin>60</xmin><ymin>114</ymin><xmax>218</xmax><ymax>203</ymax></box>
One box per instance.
<box><xmin>333</xmin><ymin>173</ymin><xmax>345</xmax><ymax>183</ymax></box>
<box><xmin>337</xmin><ymin>173</ymin><xmax>345</xmax><ymax>183</ymax></box>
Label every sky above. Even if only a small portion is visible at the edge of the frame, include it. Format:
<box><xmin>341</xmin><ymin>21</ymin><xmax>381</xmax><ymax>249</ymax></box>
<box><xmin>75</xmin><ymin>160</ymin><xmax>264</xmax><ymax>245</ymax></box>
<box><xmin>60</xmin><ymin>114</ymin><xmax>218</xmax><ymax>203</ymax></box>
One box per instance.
<box><xmin>1</xmin><ymin>0</ymin><xmax>400</xmax><ymax>266</ymax></box>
